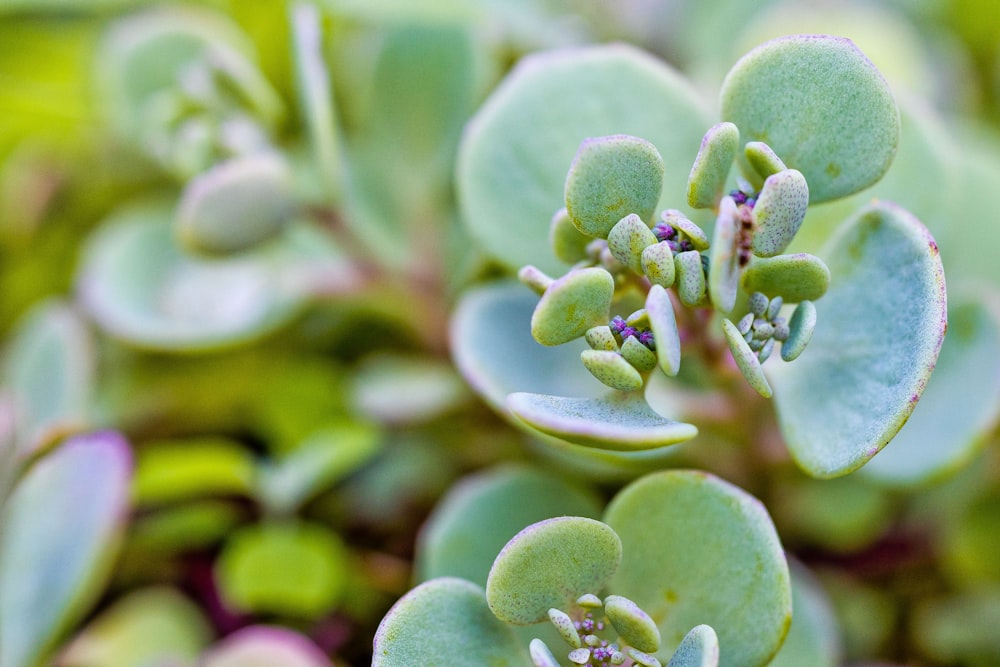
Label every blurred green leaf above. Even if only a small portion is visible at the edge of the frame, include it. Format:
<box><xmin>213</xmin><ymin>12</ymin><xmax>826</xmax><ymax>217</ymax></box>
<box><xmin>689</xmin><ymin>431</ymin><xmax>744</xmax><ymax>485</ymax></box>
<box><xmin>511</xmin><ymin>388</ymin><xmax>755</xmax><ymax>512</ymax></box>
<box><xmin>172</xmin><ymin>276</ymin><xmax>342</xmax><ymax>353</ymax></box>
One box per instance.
<box><xmin>201</xmin><ymin>626</ymin><xmax>333</xmax><ymax>667</ymax></box>
<box><xmin>0</xmin><ymin>432</ymin><xmax>132</xmax><ymax>667</ymax></box>
<box><xmin>133</xmin><ymin>437</ymin><xmax>256</xmax><ymax>506</ymax></box>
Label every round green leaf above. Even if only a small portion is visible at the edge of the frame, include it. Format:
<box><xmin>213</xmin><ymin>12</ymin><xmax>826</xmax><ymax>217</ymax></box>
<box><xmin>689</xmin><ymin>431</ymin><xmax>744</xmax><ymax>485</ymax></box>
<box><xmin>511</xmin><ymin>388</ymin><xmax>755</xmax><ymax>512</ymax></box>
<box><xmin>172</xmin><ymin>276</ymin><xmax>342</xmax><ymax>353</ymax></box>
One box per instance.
<box><xmin>58</xmin><ymin>587</ymin><xmax>212</xmax><ymax>667</ymax></box>
<box><xmin>768</xmin><ymin>201</ymin><xmax>947</xmax><ymax>478</ymax></box>
<box><xmin>507</xmin><ymin>391</ymin><xmax>698</xmax><ymax>451</ymax></box>
<box><xmin>686</xmin><ymin>121</ymin><xmax>739</xmax><ymax>209</ymax></box>
<box><xmin>862</xmin><ymin>295</ymin><xmax>1000</xmax><ymax>486</ymax></box>
<box><xmin>486</xmin><ymin>516</ymin><xmax>622</xmax><ymax>624</ymax></box>
<box><xmin>566</xmin><ymin>136</ymin><xmax>664</xmax><ymax>238</ymax></box>
<box><xmin>550</xmin><ymin>207</ymin><xmax>593</xmax><ymax>265</ymax></box>
<box><xmin>76</xmin><ymin>202</ymin><xmax>345</xmax><ymax>352</ymax></box>
<box><xmin>202</xmin><ymin>626</ymin><xmax>331</xmax><ymax>667</ymax></box>
<box><xmin>641</xmin><ymin>241</ymin><xmax>676</xmax><ymax>288</ymax></box>
<box><xmin>373</xmin><ymin>577</ymin><xmax>525</xmax><ymax>666</ymax></box>
<box><xmin>350</xmin><ymin>355</ymin><xmax>470</xmax><ymax>426</ymax></box>
<box><xmin>666</xmin><ymin>625</ymin><xmax>719</xmax><ymax>667</ymax></box>
<box><xmin>605</xmin><ymin>595</ymin><xmax>661</xmax><ymax>653</ymax></box>
<box><xmin>608</xmin><ymin>213</ymin><xmax>659</xmax><ymax>272</ymax></box>
<box><xmin>215</xmin><ymin>521</ymin><xmax>348</xmax><ymax>618</ymax></box>
<box><xmin>415</xmin><ymin>465</ymin><xmax>601</xmax><ymax>587</ymax></box>
<box><xmin>604</xmin><ymin>470</ymin><xmax>791</xmax><ymax>667</ymax></box>
<box><xmin>720</xmin><ymin>35</ymin><xmax>899</xmax><ymax>203</ymax></box>
<box><xmin>176</xmin><ymin>153</ymin><xmax>298</xmax><ymax>255</ymax></box>
<box><xmin>581</xmin><ymin>350</ymin><xmax>644</xmax><ymax>392</ymax></box>
<box><xmin>744</xmin><ymin>141</ymin><xmax>786</xmax><ymax>181</ymax></box>
<box><xmin>531</xmin><ymin>268</ymin><xmax>615</xmax><ymax>346</ymax></box>
<box><xmin>0</xmin><ymin>432</ymin><xmax>133</xmax><ymax>667</ymax></box>
<box><xmin>741</xmin><ymin>253</ymin><xmax>830</xmax><ymax>303</ymax></box>
<box><xmin>457</xmin><ymin>44</ymin><xmax>712</xmax><ymax>275</ymax></box>
<box><xmin>450</xmin><ymin>282</ymin><xmax>603</xmax><ymax>416</ymax></box>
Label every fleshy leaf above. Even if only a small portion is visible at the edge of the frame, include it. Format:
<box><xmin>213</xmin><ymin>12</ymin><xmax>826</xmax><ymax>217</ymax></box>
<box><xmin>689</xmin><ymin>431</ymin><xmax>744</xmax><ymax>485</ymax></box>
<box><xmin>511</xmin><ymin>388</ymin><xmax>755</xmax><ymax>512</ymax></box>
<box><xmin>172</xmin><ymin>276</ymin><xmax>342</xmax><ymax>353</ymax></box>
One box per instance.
<box><xmin>58</xmin><ymin>587</ymin><xmax>212</xmax><ymax>667</ymax></box>
<box><xmin>550</xmin><ymin>207</ymin><xmax>592</xmax><ymax>264</ymax></box>
<box><xmin>531</xmin><ymin>268</ymin><xmax>615</xmax><ymax>346</ymax></box>
<box><xmin>133</xmin><ymin>437</ymin><xmax>256</xmax><ymax>505</ymax></box>
<box><xmin>675</xmin><ymin>250</ymin><xmax>706</xmax><ymax>307</ymax></box>
<box><xmin>604</xmin><ymin>470</ymin><xmax>791</xmax><ymax>667</ymax></box>
<box><xmin>722</xmin><ymin>319</ymin><xmax>773</xmax><ymax>398</ymax></box>
<box><xmin>1</xmin><ymin>299</ymin><xmax>94</xmax><ymax>456</ymax></box>
<box><xmin>862</xmin><ymin>295</ymin><xmax>1000</xmax><ymax>486</ymax></box>
<box><xmin>780</xmin><ymin>301</ymin><xmax>816</xmax><ymax>362</ymax></box>
<box><xmin>214</xmin><ymin>521</ymin><xmax>348</xmax><ymax>618</ymax></box>
<box><xmin>605</xmin><ymin>595</ymin><xmax>661</xmax><ymax>653</ymax></box>
<box><xmin>686</xmin><ymin>121</ymin><xmax>739</xmax><ymax>209</ymax></box>
<box><xmin>720</xmin><ymin>35</ymin><xmax>899</xmax><ymax>203</ymax></box>
<box><xmin>486</xmin><ymin>516</ymin><xmax>622</xmax><ymax>624</ymax></box>
<box><xmin>507</xmin><ymin>391</ymin><xmax>698</xmax><ymax>451</ymax></box>
<box><xmin>744</xmin><ymin>141</ymin><xmax>786</xmax><ymax>181</ymax></box>
<box><xmin>0</xmin><ymin>432</ymin><xmax>132</xmax><ymax>667</ymax></box>
<box><xmin>666</xmin><ymin>625</ymin><xmax>719</xmax><ymax>667</ymax></box>
<box><xmin>768</xmin><ymin>201</ymin><xmax>947</xmax><ymax>478</ymax></box>
<box><xmin>750</xmin><ymin>169</ymin><xmax>809</xmax><ymax>258</ymax></box>
<box><xmin>451</xmin><ymin>283</ymin><xmax>603</xmax><ymax>416</ymax></box>
<box><xmin>620</xmin><ymin>338</ymin><xmax>657</xmax><ymax>373</ymax></box>
<box><xmin>415</xmin><ymin>465</ymin><xmax>601</xmax><ymax>587</ymax></box>
<box><xmin>77</xmin><ymin>202</ymin><xmax>348</xmax><ymax>351</ymax></box>
<box><xmin>201</xmin><ymin>626</ymin><xmax>332</xmax><ymax>667</ymax></box>
<box><xmin>457</xmin><ymin>44</ymin><xmax>712</xmax><ymax>275</ymax></box>
<box><xmin>646</xmin><ymin>284</ymin><xmax>681</xmax><ymax>376</ymax></box>
<box><xmin>608</xmin><ymin>213</ymin><xmax>658</xmax><ymax>273</ymax></box>
<box><xmin>741</xmin><ymin>253</ymin><xmax>830</xmax><ymax>303</ymax></box>
<box><xmin>176</xmin><ymin>153</ymin><xmax>298</xmax><ymax>255</ymax></box>
<box><xmin>585</xmin><ymin>348</ymin><xmax>637</xmax><ymax>386</ymax></box>
<box><xmin>530</xmin><ymin>638</ymin><xmax>562</xmax><ymax>667</ymax></box>
<box><xmin>707</xmin><ymin>196</ymin><xmax>740</xmax><ymax>313</ymax></box>
<box><xmin>565</xmin><ymin>135</ymin><xmax>665</xmax><ymax>238</ymax></box>
<box><xmin>642</xmin><ymin>241</ymin><xmax>677</xmax><ymax>288</ymax></box>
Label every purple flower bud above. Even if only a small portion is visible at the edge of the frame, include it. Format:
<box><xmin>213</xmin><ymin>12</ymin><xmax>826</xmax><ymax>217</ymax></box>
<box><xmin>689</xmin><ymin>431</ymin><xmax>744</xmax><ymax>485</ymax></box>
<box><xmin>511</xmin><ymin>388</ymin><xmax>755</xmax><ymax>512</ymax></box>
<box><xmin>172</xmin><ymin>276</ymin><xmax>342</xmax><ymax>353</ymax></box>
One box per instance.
<box><xmin>620</xmin><ymin>326</ymin><xmax>638</xmax><ymax>340</ymax></box>
<box><xmin>667</xmin><ymin>239</ymin><xmax>680</xmax><ymax>253</ymax></box>
<box><xmin>638</xmin><ymin>330</ymin><xmax>656</xmax><ymax>350</ymax></box>
<box><xmin>609</xmin><ymin>316</ymin><xmax>627</xmax><ymax>333</ymax></box>
<box><xmin>653</xmin><ymin>221</ymin><xmax>676</xmax><ymax>242</ymax></box>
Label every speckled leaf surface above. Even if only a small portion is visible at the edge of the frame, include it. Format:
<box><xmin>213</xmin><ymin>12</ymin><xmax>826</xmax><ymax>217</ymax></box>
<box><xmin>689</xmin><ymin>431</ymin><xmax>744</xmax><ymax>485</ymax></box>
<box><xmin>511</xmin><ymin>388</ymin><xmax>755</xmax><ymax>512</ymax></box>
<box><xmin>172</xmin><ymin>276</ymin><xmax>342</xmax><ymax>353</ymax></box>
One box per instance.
<box><xmin>768</xmin><ymin>202</ymin><xmax>947</xmax><ymax>478</ymax></box>
<box><xmin>604</xmin><ymin>471</ymin><xmax>791</xmax><ymax>667</ymax></box>
<box><xmin>687</xmin><ymin>122</ymin><xmax>739</xmax><ymax>209</ymax></box>
<box><xmin>566</xmin><ymin>137</ymin><xmax>664</xmax><ymax>238</ymax></box>
<box><xmin>415</xmin><ymin>465</ymin><xmax>601</xmax><ymax>587</ymax></box>
<box><xmin>666</xmin><ymin>625</ymin><xmax>719</xmax><ymax>667</ymax></box>
<box><xmin>532</xmin><ymin>268</ymin><xmax>615</xmax><ymax>346</ymax></box>
<box><xmin>507</xmin><ymin>391</ymin><xmax>698</xmax><ymax>451</ymax></box>
<box><xmin>373</xmin><ymin>578</ymin><xmax>525</xmax><ymax>666</ymax></box>
<box><xmin>0</xmin><ymin>432</ymin><xmax>132</xmax><ymax>667</ymax></box>
<box><xmin>741</xmin><ymin>253</ymin><xmax>830</xmax><ymax>303</ymax></box>
<box><xmin>720</xmin><ymin>35</ymin><xmax>899</xmax><ymax>203</ymax></box>
<box><xmin>457</xmin><ymin>44</ymin><xmax>712</xmax><ymax>275</ymax></box>
<box><xmin>486</xmin><ymin>516</ymin><xmax>621</xmax><ymax>624</ymax></box>
<box><xmin>751</xmin><ymin>169</ymin><xmax>809</xmax><ymax>258</ymax></box>
<box><xmin>863</xmin><ymin>296</ymin><xmax>1000</xmax><ymax>487</ymax></box>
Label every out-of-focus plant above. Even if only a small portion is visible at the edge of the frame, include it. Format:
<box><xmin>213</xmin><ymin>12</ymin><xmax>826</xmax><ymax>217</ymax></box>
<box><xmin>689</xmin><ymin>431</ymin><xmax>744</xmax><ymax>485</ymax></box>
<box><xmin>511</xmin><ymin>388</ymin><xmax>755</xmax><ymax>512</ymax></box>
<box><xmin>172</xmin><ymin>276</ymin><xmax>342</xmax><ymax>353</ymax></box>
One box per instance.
<box><xmin>3</xmin><ymin>1</ymin><xmax>1000</xmax><ymax>667</ymax></box>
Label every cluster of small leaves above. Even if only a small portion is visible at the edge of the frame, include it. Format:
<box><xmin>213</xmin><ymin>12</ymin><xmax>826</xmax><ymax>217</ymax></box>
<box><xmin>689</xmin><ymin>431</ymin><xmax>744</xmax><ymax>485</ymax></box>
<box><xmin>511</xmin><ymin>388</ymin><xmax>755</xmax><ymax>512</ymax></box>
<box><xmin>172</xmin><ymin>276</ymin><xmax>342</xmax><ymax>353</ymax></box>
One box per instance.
<box><xmin>521</xmin><ymin>124</ymin><xmax>829</xmax><ymax>399</ymax></box>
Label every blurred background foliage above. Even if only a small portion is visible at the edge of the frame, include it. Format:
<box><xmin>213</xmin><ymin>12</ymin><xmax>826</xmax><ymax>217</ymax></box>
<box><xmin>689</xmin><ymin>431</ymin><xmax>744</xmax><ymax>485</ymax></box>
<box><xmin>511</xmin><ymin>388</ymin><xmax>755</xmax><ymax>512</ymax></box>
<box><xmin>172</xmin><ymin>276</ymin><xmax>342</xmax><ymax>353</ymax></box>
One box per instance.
<box><xmin>2</xmin><ymin>0</ymin><xmax>1000</xmax><ymax>666</ymax></box>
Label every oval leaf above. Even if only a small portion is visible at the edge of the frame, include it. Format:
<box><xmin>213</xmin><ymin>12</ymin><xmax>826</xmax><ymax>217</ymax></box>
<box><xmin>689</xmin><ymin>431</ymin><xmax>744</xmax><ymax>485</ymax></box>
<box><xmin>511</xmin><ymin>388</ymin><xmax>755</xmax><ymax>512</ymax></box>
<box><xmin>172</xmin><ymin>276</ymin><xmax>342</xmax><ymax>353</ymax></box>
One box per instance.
<box><xmin>486</xmin><ymin>516</ymin><xmax>622</xmax><ymax>624</ymax></box>
<box><xmin>507</xmin><ymin>391</ymin><xmax>698</xmax><ymax>451</ymax></box>
<box><xmin>532</xmin><ymin>268</ymin><xmax>615</xmax><ymax>346</ymax></box>
<box><xmin>741</xmin><ymin>253</ymin><xmax>830</xmax><ymax>303</ymax></box>
<box><xmin>566</xmin><ymin>136</ymin><xmax>665</xmax><ymax>238</ymax></box>
<box><xmin>720</xmin><ymin>35</ymin><xmax>899</xmax><ymax>203</ymax></box>
<box><xmin>646</xmin><ymin>285</ymin><xmax>681</xmax><ymax>376</ymax></box>
<box><xmin>604</xmin><ymin>470</ymin><xmax>791</xmax><ymax>667</ymax></box>
<box><xmin>457</xmin><ymin>44</ymin><xmax>712</xmax><ymax>275</ymax></box>
<box><xmin>0</xmin><ymin>432</ymin><xmax>133</xmax><ymax>667</ymax></box>
<box><xmin>751</xmin><ymin>169</ymin><xmax>809</xmax><ymax>258</ymax></box>
<box><xmin>686</xmin><ymin>121</ymin><xmax>739</xmax><ymax>209</ymax></box>
<box><xmin>666</xmin><ymin>625</ymin><xmax>719</xmax><ymax>667</ymax></box>
<box><xmin>769</xmin><ymin>201</ymin><xmax>947</xmax><ymax>477</ymax></box>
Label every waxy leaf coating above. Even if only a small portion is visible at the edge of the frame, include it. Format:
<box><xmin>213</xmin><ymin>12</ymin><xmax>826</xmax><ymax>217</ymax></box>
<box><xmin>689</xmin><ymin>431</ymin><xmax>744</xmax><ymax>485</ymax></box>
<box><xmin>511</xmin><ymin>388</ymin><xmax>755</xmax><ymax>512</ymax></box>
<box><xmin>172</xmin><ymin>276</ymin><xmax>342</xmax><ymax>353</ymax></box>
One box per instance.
<box><xmin>769</xmin><ymin>201</ymin><xmax>947</xmax><ymax>478</ymax></box>
<box><xmin>609</xmin><ymin>213</ymin><xmax>659</xmax><ymax>273</ymax></box>
<box><xmin>687</xmin><ymin>122</ymin><xmax>739</xmax><ymax>209</ymax></box>
<box><xmin>507</xmin><ymin>391</ymin><xmax>698</xmax><ymax>451</ymax></box>
<box><xmin>741</xmin><ymin>253</ymin><xmax>830</xmax><ymax>303</ymax></box>
<box><xmin>721</xmin><ymin>35</ymin><xmax>899</xmax><ymax>203</ymax></box>
<box><xmin>744</xmin><ymin>141</ymin><xmax>787</xmax><ymax>181</ymax></box>
<box><xmin>565</xmin><ymin>135</ymin><xmax>665</xmax><ymax>238</ymax></box>
<box><xmin>722</xmin><ymin>318</ymin><xmax>773</xmax><ymax>398</ymax></box>
<box><xmin>581</xmin><ymin>350</ymin><xmax>644</xmax><ymax>392</ymax></box>
<box><xmin>372</xmin><ymin>578</ymin><xmax>524</xmax><ymax>666</ymax></box>
<box><xmin>675</xmin><ymin>250</ymin><xmax>707</xmax><ymax>307</ymax></box>
<box><xmin>486</xmin><ymin>516</ymin><xmax>622</xmax><ymax>624</ymax></box>
<box><xmin>605</xmin><ymin>594</ymin><xmax>662</xmax><ymax>653</ymax></box>
<box><xmin>646</xmin><ymin>284</ymin><xmax>682</xmax><ymax>376</ymax></box>
<box><xmin>531</xmin><ymin>268</ymin><xmax>615</xmax><ymax>346</ymax></box>
<box><xmin>666</xmin><ymin>625</ymin><xmax>720</xmax><ymax>667</ymax></box>
<box><xmin>642</xmin><ymin>242</ymin><xmax>677</xmax><ymax>288</ymax></box>
<box><xmin>751</xmin><ymin>169</ymin><xmax>809</xmax><ymax>258</ymax></box>
<box><xmin>605</xmin><ymin>471</ymin><xmax>791</xmax><ymax>667</ymax></box>
<box><xmin>708</xmin><ymin>196</ymin><xmax>741</xmax><ymax>313</ymax></box>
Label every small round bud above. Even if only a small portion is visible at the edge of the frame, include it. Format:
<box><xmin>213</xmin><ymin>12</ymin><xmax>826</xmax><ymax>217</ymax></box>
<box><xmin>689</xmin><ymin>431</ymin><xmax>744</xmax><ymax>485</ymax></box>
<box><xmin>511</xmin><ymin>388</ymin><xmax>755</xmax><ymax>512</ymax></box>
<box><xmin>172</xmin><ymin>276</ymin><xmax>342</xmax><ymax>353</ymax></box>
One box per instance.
<box><xmin>584</xmin><ymin>634</ymin><xmax>600</xmax><ymax>647</ymax></box>
<box><xmin>577</xmin><ymin>594</ymin><xmax>603</xmax><ymax>608</ymax></box>
<box><xmin>749</xmin><ymin>292</ymin><xmax>769</xmax><ymax>316</ymax></box>
<box><xmin>568</xmin><ymin>647</ymin><xmax>591</xmax><ymax>664</ymax></box>
<box><xmin>773</xmin><ymin>319</ymin><xmax>790</xmax><ymax>341</ymax></box>
<box><xmin>766</xmin><ymin>295</ymin><xmax>784</xmax><ymax>320</ymax></box>
<box><xmin>753</xmin><ymin>321</ymin><xmax>775</xmax><ymax>340</ymax></box>
<box><xmin>737</xmin><ymin>313</ymin><xmax>754</xmax><ymax>336</ymax></box>
<box><xmin>758</xmin><ymin>338</ymin><xmax>775</xmax><ymax>363</ymax></box>
<box><xmin>547</xmin><ymin>608</ymin><xmax>582</xmax><ymax>648</ymax></box>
